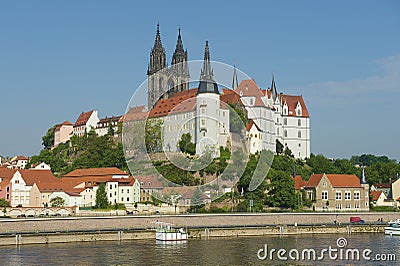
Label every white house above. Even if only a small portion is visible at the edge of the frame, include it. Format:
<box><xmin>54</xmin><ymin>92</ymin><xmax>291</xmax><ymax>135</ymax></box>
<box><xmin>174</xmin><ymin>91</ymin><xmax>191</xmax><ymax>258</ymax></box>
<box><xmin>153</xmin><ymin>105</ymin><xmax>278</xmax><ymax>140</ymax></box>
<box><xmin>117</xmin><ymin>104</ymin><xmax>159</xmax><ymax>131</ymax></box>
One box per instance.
<box><xmin>73</xmin><ymin>110</ymin><xmax>100</xmax><ymax>137</ymax></box>
<box><xmin>48</xmin><ymin>191</ymin><xmax>82</xmax><ymax>207</ymax></box>
<box><xmin>30</xmin><ymin>162</ymin><xmax>51</xmax><ymax>170</ymax></box>
<box><xmin>246</xmin><ymin>120</ymin><xmax>262</xmax><ymax>154</ymax></box>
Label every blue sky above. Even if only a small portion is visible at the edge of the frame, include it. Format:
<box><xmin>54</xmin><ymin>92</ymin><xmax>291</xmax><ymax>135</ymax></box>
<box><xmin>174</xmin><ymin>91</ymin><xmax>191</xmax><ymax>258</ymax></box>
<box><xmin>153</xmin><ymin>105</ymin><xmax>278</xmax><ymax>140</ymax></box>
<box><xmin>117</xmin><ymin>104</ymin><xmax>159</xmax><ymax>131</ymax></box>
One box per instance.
<box><xmin>0</xmin><ymin>1</ymin><xmax>399</xmax><ymax>161</ymax></box>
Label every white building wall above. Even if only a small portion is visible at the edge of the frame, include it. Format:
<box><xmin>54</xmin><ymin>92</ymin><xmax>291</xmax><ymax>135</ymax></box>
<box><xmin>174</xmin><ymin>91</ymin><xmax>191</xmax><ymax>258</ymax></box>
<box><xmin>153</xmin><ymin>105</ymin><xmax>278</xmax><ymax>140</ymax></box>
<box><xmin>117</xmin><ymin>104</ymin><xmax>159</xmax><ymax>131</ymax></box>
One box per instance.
<box><xmin>10</xmin><ymin>171</ymin><xmax>30</xmax><ymax>207</ymax></box>
<box><xmin>163</xmin><ymin>111</ymin><xmax>196</xmax><ymax>152</ymax></box>
<box><xmin>196</xmin><ymin>93</ymin><xmax>223</xmax><ymax>157</ymax></box>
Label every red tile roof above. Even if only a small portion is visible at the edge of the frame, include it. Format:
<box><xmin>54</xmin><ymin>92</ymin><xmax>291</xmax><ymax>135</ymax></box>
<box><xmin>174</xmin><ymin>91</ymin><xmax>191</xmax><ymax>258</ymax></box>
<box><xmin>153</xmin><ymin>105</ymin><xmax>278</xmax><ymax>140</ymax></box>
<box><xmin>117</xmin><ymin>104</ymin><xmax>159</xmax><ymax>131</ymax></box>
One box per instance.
<box><xmin>149</xmin><ymin>89</ymin><xmax>198</xmax><ymax>118</ymax></box>
<box><xmin>136</xmin><ymin>174</ymin><xmax>164</xmax><ymax>189</ymax></box>
<box><xmin>64</xmin><ymin>167</ymin><xmax>127</xmax><ymax>177</ymax></box>
<box><xmin>293</xmin><ymin>175</ymin><xmax>307</xmax><ymax>190</ymax></box>
<box><xmin>246</xmin><ymin>120</ymin><xmax>261</xmax><ymax>131</ymax></box>
<box><xmin>74</xmin><ymin>110</ymin><xmax>95</xmax><ymax>127</ymax></box>
<box><xmin>281</xmin><ymin>94</ymin><xmax>309</xmax><ymax>118</ymax></box>
<box><xmin>373</xmin><ymin>183</ymin><xmax>391</xmax><ymax>189</ymax></box>
<box><xmin>235</xmin><ymin>79</ymin><xmax>266</xmax><ymax>107</ymax></box>
<box><xmin>55</xmin><ymin>121</ymin><xmax>73</xmax><ymax>131</ymax></box>
<box><xmin>220</xmin><ymin>90</ymin><xmax>244</xmax><ymax>106</ymax></box>
<box><xmin>370</xmin><ymin>191</ymin><xmax>383</xmax><ymax>201</ymax></box>
<box><xmin>305</xmin><ymin>174</ymin><xmax>363</xmax><ymax>188</ymax></box>
<box><xmin>18</xmin><ymin>169</ymin><xmax>59</xmax><ymax>186</ymax></box>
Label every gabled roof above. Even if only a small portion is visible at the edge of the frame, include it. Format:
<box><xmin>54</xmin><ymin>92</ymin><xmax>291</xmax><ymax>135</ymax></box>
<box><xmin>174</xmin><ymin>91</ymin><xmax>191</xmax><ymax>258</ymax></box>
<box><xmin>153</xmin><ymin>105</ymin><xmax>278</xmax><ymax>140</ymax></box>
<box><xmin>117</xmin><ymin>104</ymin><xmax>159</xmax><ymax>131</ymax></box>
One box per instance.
<box><xmin>281</xmin><ymin>94</ymin><xmax>309</xmax><ymax>118</ymax></box>
<box><xmin>246</xmin><ymin>120</ymin><xmax>261</xmax><ymax>131</ymax></box>
<box><xmin>0</xmin><ymin>169</ymin><xmax>16</xmax><ymax>189</ymax></box>
<box><xmin>370</xmin><ymin>191</ymin><xmax>384</xmax><ymax>201</ymax></box>
<box><xmin>235</xmin><ymin>79</ymin><xmax>266</xmax><ymax>107</ymax></box>
<box><xmin>18</xmin><ymin>169</ymin><xmax>59</xmax><ymax>186</ymax></box>
<box><xmin>305</xmin><ymin>174</ymin><xmax>363</xmax><ymax>188</ymax></box>
<box><xmin>74</xmin><ymin>110</ymin><xmax>95</xmax><ymax>127</ymax></box>
<box><xmin>293</xmin><ymin>175</ymin><xmax>307</xmax><ymax>190</ymax></box>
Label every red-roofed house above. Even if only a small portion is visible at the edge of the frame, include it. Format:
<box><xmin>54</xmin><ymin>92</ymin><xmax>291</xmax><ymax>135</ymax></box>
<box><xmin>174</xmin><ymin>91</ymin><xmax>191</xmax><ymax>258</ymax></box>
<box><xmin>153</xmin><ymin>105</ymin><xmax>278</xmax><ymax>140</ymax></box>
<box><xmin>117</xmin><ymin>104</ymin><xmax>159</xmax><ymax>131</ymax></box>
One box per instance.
<box><xmin>73</xmin><ymin>110</ymin><xmax>100</xmax><ymax>137</ymax></box>
<box><xmin>370</xmin><ymin>190</ymin><xmax>394</xmax><ymax>207</ymax></box>
<box><xmin>246</xmin><ymin>120</ymin><xmax>262</xmax><ymax>154</ymax></box>
<box><xmin>302</xmin><ymin>173</ymin><xmax>369</xmax><ymax>211</ymax></box>
<box><xmin>62</xmin><ymin>167</ymin><xmax>140</xmax><ymax>206</ymax></box>
<box><xmin>54</xmin><ymin>121</ymin><xmax>73</xmax><ymax>147</ymax></box>
<box><xmin>9</xmin><ymin>156</ymin><xmax>29</xmax><ymax>169</ymax></box>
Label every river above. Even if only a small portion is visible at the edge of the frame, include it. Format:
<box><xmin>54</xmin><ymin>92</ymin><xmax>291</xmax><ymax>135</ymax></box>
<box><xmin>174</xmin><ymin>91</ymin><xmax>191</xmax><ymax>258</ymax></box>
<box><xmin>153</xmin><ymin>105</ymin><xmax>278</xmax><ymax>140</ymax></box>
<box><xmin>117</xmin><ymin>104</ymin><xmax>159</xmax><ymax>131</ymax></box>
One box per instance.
<box><xmin>0</xmin><ymin>233</ymin><xmax>398</xmax><ymax>265</ymax></box>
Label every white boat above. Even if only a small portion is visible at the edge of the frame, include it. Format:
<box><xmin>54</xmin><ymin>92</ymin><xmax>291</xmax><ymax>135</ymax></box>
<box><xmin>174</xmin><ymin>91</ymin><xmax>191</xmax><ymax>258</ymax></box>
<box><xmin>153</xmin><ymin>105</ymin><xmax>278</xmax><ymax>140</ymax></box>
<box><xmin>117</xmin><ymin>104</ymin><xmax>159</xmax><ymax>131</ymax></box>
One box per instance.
<box><xmin>152</xmin><ymin>221</ymin><xmax>188</xmax><ymax>241</ymax></box>
<box><xmin>384</xmin><ymin>219</ymin><xmax>400</xmax><ymax>236</ymax></box>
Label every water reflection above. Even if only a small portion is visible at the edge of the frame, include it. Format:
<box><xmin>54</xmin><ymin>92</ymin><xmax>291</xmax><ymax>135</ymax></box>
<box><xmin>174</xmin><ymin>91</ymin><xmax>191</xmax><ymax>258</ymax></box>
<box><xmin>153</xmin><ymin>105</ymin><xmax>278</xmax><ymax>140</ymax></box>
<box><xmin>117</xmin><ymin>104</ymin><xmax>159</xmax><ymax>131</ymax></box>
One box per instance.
<box><xmin>0</xmin><ymin>234</ymin><xmax>398</xmax><ymax>265</ymax></box>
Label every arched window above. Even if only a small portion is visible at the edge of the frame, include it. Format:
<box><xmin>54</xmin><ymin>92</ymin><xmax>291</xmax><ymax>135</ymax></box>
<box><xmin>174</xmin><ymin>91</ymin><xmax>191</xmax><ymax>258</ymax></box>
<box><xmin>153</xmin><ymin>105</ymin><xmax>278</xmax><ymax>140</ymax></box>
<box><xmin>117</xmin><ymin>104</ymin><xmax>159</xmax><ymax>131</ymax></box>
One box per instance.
<box><xmin>284</xmin><ymin>130</ymin><xmax>287</xmax><ymax>137</ymax></box>
<box><xmin>284</xmin><ymin>118</ymin><xmax>287</xmax><ymax>125</ymax></box>
<box><xmin>298</xmin><ymin>131</ymin><xmax>301</xmax><ymax>138</ymax></box>
<box><xmin>298</xmin><ymin>119</ymin><xmax>301</xmax><ymax>126</ymax></box>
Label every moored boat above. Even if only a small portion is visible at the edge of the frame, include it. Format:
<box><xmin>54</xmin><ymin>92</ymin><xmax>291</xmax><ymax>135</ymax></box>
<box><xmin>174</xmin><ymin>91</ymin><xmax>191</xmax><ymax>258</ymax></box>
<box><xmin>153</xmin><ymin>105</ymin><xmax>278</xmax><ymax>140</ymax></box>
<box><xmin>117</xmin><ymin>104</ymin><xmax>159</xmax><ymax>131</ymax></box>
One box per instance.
<box><xmin>384</xmin><ymin>219</ymin><xmax>400</xmax><ymax>236</ymax></box>
<box><xmin>152</xmin><ymin>221</ymin><xmax>188</xmax><ymax>241</ymax></box>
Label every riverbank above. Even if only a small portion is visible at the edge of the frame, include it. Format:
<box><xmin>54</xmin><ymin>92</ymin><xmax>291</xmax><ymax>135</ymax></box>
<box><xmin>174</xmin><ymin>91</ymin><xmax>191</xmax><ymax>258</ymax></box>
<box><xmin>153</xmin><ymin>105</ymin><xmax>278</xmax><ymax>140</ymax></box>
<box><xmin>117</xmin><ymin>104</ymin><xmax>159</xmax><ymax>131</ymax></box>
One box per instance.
<box><xmin>0</xmin><ymin>212</ymin><xmax>395</xmax><ymax>246</ymax></box>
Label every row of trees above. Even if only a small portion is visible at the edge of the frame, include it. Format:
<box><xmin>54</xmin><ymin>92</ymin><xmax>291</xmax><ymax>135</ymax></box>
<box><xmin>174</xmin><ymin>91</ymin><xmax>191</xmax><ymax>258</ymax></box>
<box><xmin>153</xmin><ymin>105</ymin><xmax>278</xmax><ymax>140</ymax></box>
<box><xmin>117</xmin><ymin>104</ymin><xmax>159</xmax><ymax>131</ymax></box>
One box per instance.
<box><xmin>30</xmin><ymin>129</ymin><xmax>127</xmax><ymax>176</ymax></box>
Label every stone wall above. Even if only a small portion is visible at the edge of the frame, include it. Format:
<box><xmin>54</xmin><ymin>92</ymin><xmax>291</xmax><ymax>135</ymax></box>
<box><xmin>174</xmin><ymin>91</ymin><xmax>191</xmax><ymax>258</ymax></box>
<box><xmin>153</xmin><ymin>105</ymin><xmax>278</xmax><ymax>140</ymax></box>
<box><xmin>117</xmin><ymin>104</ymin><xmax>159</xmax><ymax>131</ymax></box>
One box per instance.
<box><xmin>0</xmin><ymin>212</ymin><xmax>397</xmax><ymax>235</ymax></box>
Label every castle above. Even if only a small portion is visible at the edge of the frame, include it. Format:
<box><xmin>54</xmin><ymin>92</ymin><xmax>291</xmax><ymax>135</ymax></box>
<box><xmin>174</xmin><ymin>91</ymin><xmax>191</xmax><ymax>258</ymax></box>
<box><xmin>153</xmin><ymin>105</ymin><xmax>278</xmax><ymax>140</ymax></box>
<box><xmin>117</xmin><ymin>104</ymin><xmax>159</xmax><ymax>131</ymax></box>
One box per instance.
<box><xmin>145</xmin><ymin>25</ymin><xmax>311</xmax><ymax>159</ymax></box>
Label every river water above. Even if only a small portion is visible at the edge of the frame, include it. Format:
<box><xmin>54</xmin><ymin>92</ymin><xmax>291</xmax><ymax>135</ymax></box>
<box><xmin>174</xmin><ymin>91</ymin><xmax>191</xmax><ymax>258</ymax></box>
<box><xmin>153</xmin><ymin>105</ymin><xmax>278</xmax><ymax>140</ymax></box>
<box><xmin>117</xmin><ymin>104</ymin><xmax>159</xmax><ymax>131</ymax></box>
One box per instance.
<box><xmin>0</xmin><ymin>233</ymin><xmax>398</xmax><ymax>265</ymax></box>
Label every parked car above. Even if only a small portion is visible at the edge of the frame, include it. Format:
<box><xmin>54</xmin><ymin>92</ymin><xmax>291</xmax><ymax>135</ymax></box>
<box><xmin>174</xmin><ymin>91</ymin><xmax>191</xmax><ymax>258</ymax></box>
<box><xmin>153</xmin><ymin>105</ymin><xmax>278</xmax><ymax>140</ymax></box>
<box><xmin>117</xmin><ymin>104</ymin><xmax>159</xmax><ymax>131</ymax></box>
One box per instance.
<box><xmin>350</xmin><ymin>217</ymin><xmax>365</xmax><ymax>223</ymax></box>
<box><xmin>17</xmin><ymin>214</ymin><xmax>26</xmax><ymax>218</ymax></box>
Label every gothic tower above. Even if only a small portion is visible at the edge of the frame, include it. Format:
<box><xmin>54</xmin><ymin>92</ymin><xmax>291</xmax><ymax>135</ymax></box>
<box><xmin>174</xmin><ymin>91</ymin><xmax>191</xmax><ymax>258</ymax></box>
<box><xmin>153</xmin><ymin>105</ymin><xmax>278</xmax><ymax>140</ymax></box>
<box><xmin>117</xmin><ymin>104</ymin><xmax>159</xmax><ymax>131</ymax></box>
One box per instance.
<box><xmin>147</xmin><ymin>23</ymin><xmax>167</xmax><ymax>109</ymax></box>
<box><xmin>170</xmin><ymin>28</ymin><xmax>190</xmax><ymax>94</ymax></box>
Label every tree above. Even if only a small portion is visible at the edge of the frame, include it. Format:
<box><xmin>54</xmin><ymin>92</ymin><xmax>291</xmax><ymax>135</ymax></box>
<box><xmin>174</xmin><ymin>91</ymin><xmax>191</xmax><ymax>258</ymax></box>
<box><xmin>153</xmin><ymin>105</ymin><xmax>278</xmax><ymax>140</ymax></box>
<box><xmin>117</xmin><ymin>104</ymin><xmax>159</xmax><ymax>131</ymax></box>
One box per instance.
<box><xmin>191</xmin><ymin>187</ymin><xmax>204</xmax><ymax>212</ymax></box>
<box><xmin>107</xmin><ymin>124</ymin><xmax>115</xmax><ymax>136</ymax></box>
<box><xmin>228</xmin><ymin>103</ymin><xmax>247</xmax><ymax>133</ymax></box>
<box><xmin>276</xmin><ymin>140</ymin><xmax>284</xmax><ymax>155</ymax></box>
<box><xmin>145</xmin><ymin>119</ymin><xmax>163</xmax><ymax>152</ymax></box>
<box><xmin>95</xmin><ymin>183</ymin><xmax>109</xmax><ymax>209</ymax></box>
<box><xmin>178</xmin><ymin>133</ymin><xmax>196</xmax><ymax>155</ymax></box>
<box><xmin>0</xmin><ymin>198</ymin><xmax>10</xmax><ymax>207</ymax></box>
<box><xmin>50</xmin><ymin>196</ymin><xmax>65</xmax><ymax>207</ymax></box>
<box><xmin>265</xmin><ymin>169</ymin><xmax>296</xmax><ymax>209</ymax></box>
<box><xmin>42</xmin><ymin>125</ymin><xmax>57</xmax><ymax>150</ymax></box>
<box><xmin>284</xmin><ymin>146</ymin><xmax>293</xmax><ymax>157</ymax></box>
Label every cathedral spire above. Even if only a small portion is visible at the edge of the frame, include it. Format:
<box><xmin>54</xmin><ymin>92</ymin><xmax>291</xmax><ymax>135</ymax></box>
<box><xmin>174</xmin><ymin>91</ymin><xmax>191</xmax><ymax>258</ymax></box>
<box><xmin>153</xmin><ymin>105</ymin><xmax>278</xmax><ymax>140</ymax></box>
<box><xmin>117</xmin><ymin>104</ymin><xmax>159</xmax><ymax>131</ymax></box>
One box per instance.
<box><xmin>200</xmin><ymin>41</ymin><xmax>214</xmax><ymax>81</ymax></box>
<box><xmin>172</xmin><ymin>26</ymin><xmax>186</xmax><ymax>65</ymax></box>
<box><xmin>198</xmin><ymin>41</ymin><xmax>218</xmax><ymax>94</ymax></box>
<box><xmin>153</xmin><ymin>23</ymin><xmax>163</xmax><ymax>53</ymax></box>
<box><xmin>271</xmin><ymin>74</ymin><xmax>278</xmax><ymax>101</ymax></box>
<box><xmin>232</xmin><ymin>65</ymin><xmax>238</xmax><ymax>90</ymax></box>
<box><xmin>148</xmin><ymin>23</ymin><xmax>166</xmax><ymax>76</ymax></box>
<box><xmin>361</xmin><ymin>166</ymin><xmax>368</xmax><ymax>184</ymax></box>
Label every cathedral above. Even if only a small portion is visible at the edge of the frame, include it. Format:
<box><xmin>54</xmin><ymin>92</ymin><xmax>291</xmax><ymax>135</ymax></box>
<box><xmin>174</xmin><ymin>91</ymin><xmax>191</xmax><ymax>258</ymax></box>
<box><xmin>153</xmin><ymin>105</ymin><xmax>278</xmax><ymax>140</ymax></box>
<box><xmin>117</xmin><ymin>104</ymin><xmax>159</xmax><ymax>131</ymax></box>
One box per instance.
<box><xmin>147</xmin><ymin>24</ymin><xmax>190</xmax><ymax>109</ymax></box>
<box><xmin>145</xmin><ymin>24</ymin><xmax>311</xmax><ymax>159</ymax></box>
